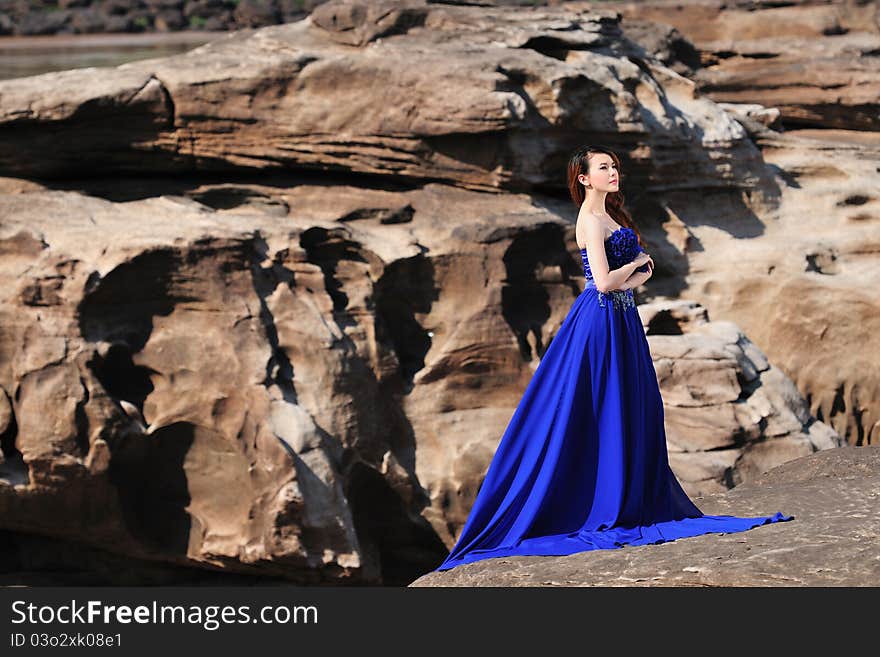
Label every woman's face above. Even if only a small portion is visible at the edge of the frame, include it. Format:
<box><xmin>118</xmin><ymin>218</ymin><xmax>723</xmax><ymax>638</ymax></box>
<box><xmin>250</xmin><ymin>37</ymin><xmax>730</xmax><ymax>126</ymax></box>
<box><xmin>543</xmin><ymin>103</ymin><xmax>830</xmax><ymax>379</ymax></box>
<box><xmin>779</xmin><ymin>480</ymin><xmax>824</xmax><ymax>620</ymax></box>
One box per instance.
<box><xmin>582</xmin><ymin>154</ymin><xmax>619</xmax><ymax>192</ymax></box>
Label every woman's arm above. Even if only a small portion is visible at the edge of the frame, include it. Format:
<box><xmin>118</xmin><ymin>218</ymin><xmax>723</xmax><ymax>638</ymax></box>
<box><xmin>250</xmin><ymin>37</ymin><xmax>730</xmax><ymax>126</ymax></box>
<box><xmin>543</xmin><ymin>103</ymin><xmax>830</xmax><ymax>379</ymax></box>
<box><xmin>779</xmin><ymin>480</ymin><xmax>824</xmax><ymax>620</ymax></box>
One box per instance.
<box><xmin>620</xmin><ymin>270</ymin><xmax>650</xmax><ymax>290</ymax></box>
<box><xmin>620</xmin><ymin>260</ymin><xmax>653</xmax><ymax>290</ymax></box>
<box><xmin>603</xmin><ymin>262</ymin><xmax>641</xmax><ymax>293</ymax></box>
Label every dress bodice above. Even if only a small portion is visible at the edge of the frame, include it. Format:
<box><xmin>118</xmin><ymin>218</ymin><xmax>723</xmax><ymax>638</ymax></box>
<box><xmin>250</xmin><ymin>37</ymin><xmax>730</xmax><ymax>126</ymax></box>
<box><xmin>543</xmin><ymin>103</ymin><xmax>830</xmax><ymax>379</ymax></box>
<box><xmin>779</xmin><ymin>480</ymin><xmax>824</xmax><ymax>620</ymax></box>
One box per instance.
<box><xmin>578</xmin><ymin>226</ymin><xmax>646</xmax><ymax>280</ymax></box>
<box><xmin>578</xmin><ymin>227</ymin><xmax>646</xmax><ymax>311</ymax></box>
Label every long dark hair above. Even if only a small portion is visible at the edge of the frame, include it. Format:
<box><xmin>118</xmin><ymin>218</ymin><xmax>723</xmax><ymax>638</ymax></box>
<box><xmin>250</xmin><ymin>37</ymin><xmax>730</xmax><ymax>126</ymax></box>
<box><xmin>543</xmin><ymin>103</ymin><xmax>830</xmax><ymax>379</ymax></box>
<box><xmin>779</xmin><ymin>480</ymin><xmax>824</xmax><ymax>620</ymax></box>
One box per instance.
<box><xmin>567</xmin><ymin>145</ymin><xmax>642</xmax><ymax>246</ymax></box>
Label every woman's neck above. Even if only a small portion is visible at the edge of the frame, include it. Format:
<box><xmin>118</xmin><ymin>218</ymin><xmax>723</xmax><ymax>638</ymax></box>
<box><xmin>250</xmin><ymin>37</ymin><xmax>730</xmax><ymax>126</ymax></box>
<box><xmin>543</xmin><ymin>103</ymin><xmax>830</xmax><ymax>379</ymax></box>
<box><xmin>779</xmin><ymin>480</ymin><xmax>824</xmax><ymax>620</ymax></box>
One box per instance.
<box><xmin>583</xmin><ymin>191</ymin><xmax>608</xmax><ymax>215</ymax></box>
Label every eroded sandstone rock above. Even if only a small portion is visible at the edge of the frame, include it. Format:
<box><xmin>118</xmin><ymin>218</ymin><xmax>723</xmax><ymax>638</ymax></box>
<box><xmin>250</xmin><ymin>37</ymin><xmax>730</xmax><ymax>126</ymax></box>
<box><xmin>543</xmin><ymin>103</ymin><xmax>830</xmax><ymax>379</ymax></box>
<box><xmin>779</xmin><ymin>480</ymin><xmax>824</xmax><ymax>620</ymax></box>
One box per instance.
<box><xmin>0</xmin><ymin>0</ymin><xmax>871</xmax><ymax>584</ymax></box>
<box><xmin>0</xmin><ymin>181</ymin><xmax>840</xmax><ymax>583</ymax></box>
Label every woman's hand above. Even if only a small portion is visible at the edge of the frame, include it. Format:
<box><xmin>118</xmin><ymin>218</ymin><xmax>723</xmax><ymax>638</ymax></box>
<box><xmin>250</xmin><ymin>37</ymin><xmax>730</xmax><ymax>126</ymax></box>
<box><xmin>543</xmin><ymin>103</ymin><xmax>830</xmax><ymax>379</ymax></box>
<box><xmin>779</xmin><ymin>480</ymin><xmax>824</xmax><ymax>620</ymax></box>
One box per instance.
<box><xmin>632</xmin><ymin>251</ymin><xmax>654</xmax><ymax>274</ymax></box>
<box><xmin>621</xmin><ymin>252</ymin><xmax>654</xmax><ymax>290</ymax></box>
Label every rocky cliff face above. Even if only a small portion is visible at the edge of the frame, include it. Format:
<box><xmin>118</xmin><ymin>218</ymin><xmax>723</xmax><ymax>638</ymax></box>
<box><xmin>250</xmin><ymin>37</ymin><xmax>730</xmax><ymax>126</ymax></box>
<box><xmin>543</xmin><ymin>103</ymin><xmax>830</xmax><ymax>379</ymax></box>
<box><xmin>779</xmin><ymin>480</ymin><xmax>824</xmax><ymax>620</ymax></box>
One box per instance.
<box><xmin>612</xmin><ymin>0</ymin><xmax>880</xmax><ymax>450</ymax></box>
<box><xmin>0</xmin><ymin>0</ymin><xmax>872</xmax><ymax>585</ymax></box>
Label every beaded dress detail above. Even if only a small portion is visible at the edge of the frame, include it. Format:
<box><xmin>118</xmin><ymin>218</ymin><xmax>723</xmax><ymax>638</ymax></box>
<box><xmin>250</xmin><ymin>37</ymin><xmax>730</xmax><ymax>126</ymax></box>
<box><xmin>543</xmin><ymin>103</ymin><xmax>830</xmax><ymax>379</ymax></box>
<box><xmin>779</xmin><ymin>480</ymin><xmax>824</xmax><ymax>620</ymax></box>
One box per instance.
<box><xmin>579</xmin><ymin>226</ymin><xmax>645</xmax><ymax>310</ymax></box>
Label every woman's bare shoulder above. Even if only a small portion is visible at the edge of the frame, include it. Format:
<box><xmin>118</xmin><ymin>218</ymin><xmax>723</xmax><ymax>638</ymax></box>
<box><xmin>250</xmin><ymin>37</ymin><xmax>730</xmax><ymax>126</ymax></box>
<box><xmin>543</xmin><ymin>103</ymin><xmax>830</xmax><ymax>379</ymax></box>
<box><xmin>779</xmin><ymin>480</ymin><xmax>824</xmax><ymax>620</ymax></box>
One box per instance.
<box><xmin>576</xmin><ymin>212</ymin><xmax>607</xmax><ymax>249</ymax></box>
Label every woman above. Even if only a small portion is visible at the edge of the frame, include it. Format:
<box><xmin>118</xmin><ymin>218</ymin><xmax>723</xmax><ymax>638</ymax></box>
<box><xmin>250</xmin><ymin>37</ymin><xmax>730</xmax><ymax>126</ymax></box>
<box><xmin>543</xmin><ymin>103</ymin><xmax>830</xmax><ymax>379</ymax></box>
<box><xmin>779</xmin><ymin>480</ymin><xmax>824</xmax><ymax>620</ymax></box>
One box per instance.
<box><xmin>434</xmin><ymin>145</ymin><xmax>793</xmax><ymax>572</ymax></box>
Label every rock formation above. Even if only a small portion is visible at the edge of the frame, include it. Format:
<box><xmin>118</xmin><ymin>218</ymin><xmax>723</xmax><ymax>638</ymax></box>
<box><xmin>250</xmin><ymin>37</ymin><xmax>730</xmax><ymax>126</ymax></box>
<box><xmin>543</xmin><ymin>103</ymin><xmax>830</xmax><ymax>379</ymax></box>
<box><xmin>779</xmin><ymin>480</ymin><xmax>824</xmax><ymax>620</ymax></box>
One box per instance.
<box><xmin>613</xmin><ymin>0</ymin><xmax>880</xmax><ymax>447</ymax></box>
<box><xmin>0</xmin><ymin>0</ymin><xmax>871</xmax><ymax>585</ymax></box>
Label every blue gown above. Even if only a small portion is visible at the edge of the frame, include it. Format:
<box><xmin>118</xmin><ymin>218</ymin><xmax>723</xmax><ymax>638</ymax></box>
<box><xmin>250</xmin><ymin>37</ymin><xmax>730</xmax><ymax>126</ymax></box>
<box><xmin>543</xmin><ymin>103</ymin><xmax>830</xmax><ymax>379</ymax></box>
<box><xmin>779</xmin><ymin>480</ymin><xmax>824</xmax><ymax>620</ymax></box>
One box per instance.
<box><xmin>434</xmin><ymin>227</ymin><xmax>793</xmax><ymax>572</ymax></box>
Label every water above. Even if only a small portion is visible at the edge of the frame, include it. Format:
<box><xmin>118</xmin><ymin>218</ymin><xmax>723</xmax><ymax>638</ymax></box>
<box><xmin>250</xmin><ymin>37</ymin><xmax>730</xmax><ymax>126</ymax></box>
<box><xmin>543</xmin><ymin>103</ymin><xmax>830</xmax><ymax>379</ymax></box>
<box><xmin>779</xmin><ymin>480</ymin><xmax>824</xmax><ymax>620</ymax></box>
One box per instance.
<box><xmin>0</xmin><ymin>31</ymin><xmax>220</xmax><ymax>81</ymax></box>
